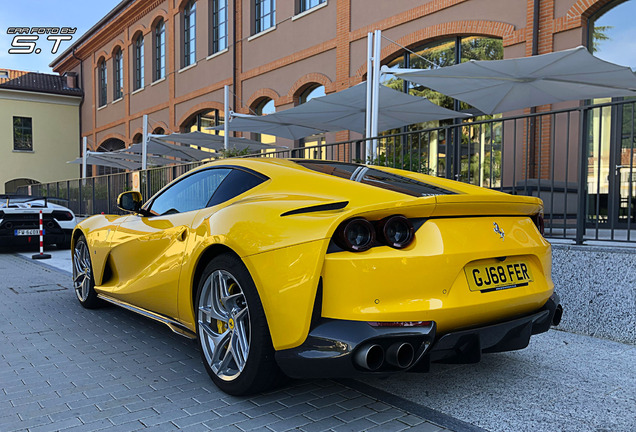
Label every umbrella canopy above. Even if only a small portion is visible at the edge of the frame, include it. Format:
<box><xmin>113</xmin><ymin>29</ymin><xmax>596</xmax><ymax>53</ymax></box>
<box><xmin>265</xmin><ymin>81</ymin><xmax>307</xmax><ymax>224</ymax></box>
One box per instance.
<box><xmin>211</xmin><ymin>112</ymin><xmax>330</xmax><ymax>140</ymax></box>
<box><xmin>127</xmin><ymin>138</ymin><xmax>217</xmax><ymax>161</ymax></box>
<box><xmin>279</xmin><ymin>82</ymin><xmax>468</xmax><ymax>134</ymax></box>
<box><xmin>68</xmin><ymin>152</ymin><xmax>140</xmax><ymax>170</ymax></box>
<box><xmin>212</xmin><ymin>82</ymin><xmax>467</xmax><ymax>138</ymax></box>
<box><xmin>153</xmin><ymin>130</ymin><xmax>286</xmax><ymax>151</ymax></box>
<box><xmin>389</xmin><ymin>46</ymin><xmax>636</xmax><ymax>114</ymax></box>
<box><xmin>108</xmin><ymin>151</ymin><xmax>178</xmax><ymax>167</ymax></box>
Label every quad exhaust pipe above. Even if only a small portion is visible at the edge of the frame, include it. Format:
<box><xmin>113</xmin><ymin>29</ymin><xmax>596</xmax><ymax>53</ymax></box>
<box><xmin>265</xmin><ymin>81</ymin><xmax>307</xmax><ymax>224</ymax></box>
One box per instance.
<box><xmin>386</xmin><ymin>342</ymin><xmax>414</xmax><ymax>369</ymax></box>
<box><xmin>354</xmin><ymin>344</ymin><xmax>384</xmax><ymax>371</ymax></box>
<box><xmin>354</xmin><ymin>342</ymin><xmax>415</xmax><ymax>371</ymax></box>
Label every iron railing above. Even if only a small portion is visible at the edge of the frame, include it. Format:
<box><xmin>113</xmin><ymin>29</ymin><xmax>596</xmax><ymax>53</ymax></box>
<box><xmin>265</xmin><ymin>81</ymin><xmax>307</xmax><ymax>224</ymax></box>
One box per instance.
<box><xmin>17</xmin><ymin>99</ymin><xmax>636</xmax><ymax>244</ymax></box>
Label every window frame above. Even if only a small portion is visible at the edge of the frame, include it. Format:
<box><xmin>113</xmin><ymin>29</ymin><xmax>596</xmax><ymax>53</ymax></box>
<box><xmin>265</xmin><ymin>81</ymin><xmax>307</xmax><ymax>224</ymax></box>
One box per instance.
<box><xmin>113</xmin><ymin>48</ymin><xmax>123</xmax><ymax>100</ymax></box>
<box><xmin>183</xmin><ymin>0</ymin><xmax>197</xmax><ymax>67</ymax></box>
<box><xmin>254</xmin><ymin>0</ymin><xmax>275</xmax><ymax>34</ymax></box>
<box><xmin>154</xmin><ymin>19</ymin><xmax>166</xmax><ymax>81</ymax></box>
<box><xmin>297</xmin><ymin>0</ymin><xmax>325</xmax><ymax>14</ymax></box>
<box><xmin>98</xmin><ymin>59</ymin><xmax>107</xmax><ymax>107</ymax></box>
<box><xmin>144</xmin><ymin>166</ymin><xmax>268</xmax><ymax>216</ymax></box>
<box><xmin>13</xmin><ymin>116</ymin><xmax>33</xmax><ymax>152</ymax></box>
<box><xmin>133</xmin><ymin>33</ymin><xmax>145</xmax><ymax>90</ymax></box>
<box><xmin>211</xmin><ymin>0</ymin><xmax>228</xmax><ymax>54</ymax></box>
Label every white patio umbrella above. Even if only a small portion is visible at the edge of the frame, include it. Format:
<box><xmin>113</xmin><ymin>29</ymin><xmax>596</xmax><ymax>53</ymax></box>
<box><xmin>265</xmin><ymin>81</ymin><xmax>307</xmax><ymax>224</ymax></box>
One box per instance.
<box><xmin>211</xmin><ymin>112</ymin><xmax>331</xmax><ymax>140</ymax></box>
<box><xmin>388</xmin><ymin>46</ymin><xmax>636</xmax><ymax>114</ymax></box>
<box><xmin>127</xmin><ymin>138</ymin><xmax>217</xmax><ymax>161</ymax></box>
<box><xmin>108</xmin><ymin>151</ymin><xmax>178</xmax><ymax>167</ymax></box>
<box><xmin>212</xmin><ymin>82</ymin><xmax>467</xmax><ymax>138</ymax></box>
<box><xmin>68</xmin><ymin>152</ymin><xmax>140</xmax><ymax>170</ymax></box>
<box><xmin>278</xmin><ymin>82</ymin><xmax>469</xmax><ymax>134</ymax></box>
<box><xmin>153</xmin><ymin>131</ymin><xmax>285</xmax><ymax>152</ymax></box>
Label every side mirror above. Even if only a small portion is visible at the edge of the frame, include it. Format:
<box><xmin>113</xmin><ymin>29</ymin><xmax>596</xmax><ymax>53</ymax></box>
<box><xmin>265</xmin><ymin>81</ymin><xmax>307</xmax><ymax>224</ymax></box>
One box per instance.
<box><xmin>117</xmin><ymin>191</ymin><xmax>144</xmax><ymax>213</ymax></box>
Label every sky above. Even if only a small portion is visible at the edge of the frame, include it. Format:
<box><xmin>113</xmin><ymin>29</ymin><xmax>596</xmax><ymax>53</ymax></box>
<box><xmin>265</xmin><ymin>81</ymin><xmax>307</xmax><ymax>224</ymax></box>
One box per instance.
<box><xmin>593</xmin><ymin>1</ymin><xmax>636</xmax><ymax>70</ymax></box>
<box><xmin>0</xmin><ymin>0</ymin><xmax>122</xmax><ymax>73</ymax></box>
<box><xmin>0</xmin><ymin>0</ymin><xmax>634</xmax><ymax>75</ymax></box>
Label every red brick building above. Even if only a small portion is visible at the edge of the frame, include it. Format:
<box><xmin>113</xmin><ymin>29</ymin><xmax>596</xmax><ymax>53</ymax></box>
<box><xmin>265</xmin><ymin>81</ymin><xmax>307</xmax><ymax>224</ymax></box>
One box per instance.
<box><xmin>50</xmin><ymin>0</ymin><xmax>628</xmax><ymax>159</ymax></box>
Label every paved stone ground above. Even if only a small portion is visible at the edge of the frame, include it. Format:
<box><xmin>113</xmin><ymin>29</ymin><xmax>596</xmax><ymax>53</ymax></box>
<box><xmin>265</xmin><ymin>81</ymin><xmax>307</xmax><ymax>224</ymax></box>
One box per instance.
<box><xmin>0</xmin><ymin>252</ymin><xmax>453</xmax><ymax>432</ymax></box>
<box><xmin>3</xmin><ymin>249</ymin><xmax>635</xmax><ymax>432</ymax></box>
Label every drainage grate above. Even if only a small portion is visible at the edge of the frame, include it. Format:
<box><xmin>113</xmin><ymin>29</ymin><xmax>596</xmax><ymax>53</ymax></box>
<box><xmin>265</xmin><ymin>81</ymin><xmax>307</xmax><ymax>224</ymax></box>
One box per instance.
<box><xmin>9</xmin><ymin>284</ymin><xmax>69</xmax><ymax>294</ymax></box>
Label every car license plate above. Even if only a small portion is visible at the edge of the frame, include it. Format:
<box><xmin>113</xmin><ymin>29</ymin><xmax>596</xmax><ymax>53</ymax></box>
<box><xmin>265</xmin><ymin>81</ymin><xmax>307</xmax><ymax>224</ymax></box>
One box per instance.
<box><xmin>14</xmin><ymin>229</ymin><xmax>43</xmax><ymax>236</ymax></box>
<box><xmin>464</xmin><ymin>259</ymin><xmax>533</xmax><ymax>293</ymax></box>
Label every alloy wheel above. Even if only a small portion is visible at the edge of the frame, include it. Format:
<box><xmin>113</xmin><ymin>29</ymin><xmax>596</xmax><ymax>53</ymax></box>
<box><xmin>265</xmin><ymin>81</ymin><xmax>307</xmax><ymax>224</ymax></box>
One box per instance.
<box><xmin>197</xmin><ymin>269</ymin><xmax>251</xmax><ymax>381</ymax></box>
<box><xmin>73</xmin><ymin>240</ymin><xmax>92</xmax><ymax>302</ymax></box>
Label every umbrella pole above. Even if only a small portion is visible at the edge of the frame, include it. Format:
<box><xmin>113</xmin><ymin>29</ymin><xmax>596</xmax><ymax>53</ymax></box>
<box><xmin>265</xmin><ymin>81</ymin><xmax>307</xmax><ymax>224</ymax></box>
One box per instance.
<box><xmin>142</xmin><ymin>114</ymin><xmax>148</xmax><ymax>171</ymax></box>
<box><xmin>224</xmin><ymin>85</ymin><xmax>230</xmax><ymax>151</ymax></box>
<box><xmin>82</xmin><ymin>136</ymin><xmax>87</xmax><ymax>179</ymax></box>
<box><xmin>371</xmin><ymin>29</ymin><xmax>382</xmax><ymax>161</ymax></box>
<box><xmin>365</xmin><ymin>32</ymin><xmax>373</xmax><ymax>164</ymax></box>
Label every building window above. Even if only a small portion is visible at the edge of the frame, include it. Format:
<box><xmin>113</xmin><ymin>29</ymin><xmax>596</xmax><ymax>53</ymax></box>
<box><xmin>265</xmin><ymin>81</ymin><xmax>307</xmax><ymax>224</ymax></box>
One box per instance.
<box><xmin>154</xmin><ymin>19</ymin><xmax>166</xmax><ymax>81</ymax></box>
<box><xmin>184</xmin><ymin>0</ymin><xmax>196</xmax><ymax>67</ymax></box>
<box><xmin>98</xmin><ymin>59</ymin><xmax>107</xmax><ymax>106</ymax></box>
<box><xmin>298</xmin><ymin>0</ymin><xmax>324</xmax><ymax>13</ymax></box>
<box><xmin>13</xmin><ymin>117</ymin><xmax>33</xmax><ymax>151</ymax></box>
<box><xmin>113</xmin><ymin>48</ymin><xmax>123</xmax><ymax>100</ymax></box>
<box><xmin>254</xmin><ymin>0</ymin><xmax>275</xmax><ymax>34</ymax></box>
<box><xmin>211</xmin><ymin>0</ymin><xmax>228</xmax><ymax>54</ymax></box>
<box><xmin>134</xmin><ymin>33</ymin><xmax>144</xmax><ymax>90</ymax></box>
<box><xmin>253</xmin><ymin>98</ymin><xmax>275</xmax><ymax>143</ymax></box>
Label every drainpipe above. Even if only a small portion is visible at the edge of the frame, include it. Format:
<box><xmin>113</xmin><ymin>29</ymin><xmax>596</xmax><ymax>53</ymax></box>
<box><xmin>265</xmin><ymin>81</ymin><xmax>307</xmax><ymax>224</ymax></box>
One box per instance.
<box><xmin>529</xmin><ymin>0</ymin><xmax>540</xmax><ymax>178</ymax></box>
<box><xmin>232</xmin><ymin>0</ymin><xmax>237</xmax><ymax>114</ymax></box>
<box><xmin>72</xmin><ymin>48</ymin><xmax>84</xmax><ymax>177</ymax></box>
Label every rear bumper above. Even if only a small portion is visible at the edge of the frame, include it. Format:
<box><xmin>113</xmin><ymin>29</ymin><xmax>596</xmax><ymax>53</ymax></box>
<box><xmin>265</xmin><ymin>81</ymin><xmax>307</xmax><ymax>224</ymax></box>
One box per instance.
<box><xmin>0</xmin><ymin>229</ymin><xmax>72</xmax><ymax>247</ymax></box>
<box><xmin>275</xmin><ymin>293</ymin><xmax>562</xmax><ymax>378</ymax></box>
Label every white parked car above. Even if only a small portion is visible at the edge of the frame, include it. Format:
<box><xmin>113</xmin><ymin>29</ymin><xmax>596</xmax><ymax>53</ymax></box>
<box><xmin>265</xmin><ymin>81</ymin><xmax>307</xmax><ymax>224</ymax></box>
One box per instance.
<box><xmin>0</xmin><ymin>195</ymin><xmax>77</xmax><ymax>249</ymax></box>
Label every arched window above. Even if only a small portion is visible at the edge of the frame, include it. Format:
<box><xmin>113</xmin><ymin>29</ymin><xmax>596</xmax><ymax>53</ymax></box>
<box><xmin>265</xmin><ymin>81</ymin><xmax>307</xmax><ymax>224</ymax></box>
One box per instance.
<box><xmin>588</xmin><ymin>0</ymin><xmax>636</xmax><ymax>226</ymax></box>
<box><xmin>132</xmin><ymin>133</ymin><xmax>143</xmax><ymax>144</ymax></box>
<box><xmin>591</xmin><ymin>0</ymin><xmax>636</xmax><ymax>69</ymax></box>
<box><xmin>113</xmin><ymin>47</ymin><xmax>123</xmax><ymax>100</ymax></box>
<box><xmin>153</xmin><ymin>127</ymin><xmax>166</xmax><ymax>135</ymax></box>
<box><xmin>97</xmin><ymin>138</ymin><xmax>126</xmax><ymax>176</ymax></box>
<box><xmin>98</xmin><ymin>58</ymin><xmax>107</xmax><ymax>107</ymax></box>
<box><xmin>133</xmin><ymin>33</ymin><xmax>145</xmax><ymax>90</ymax></box>
<box><xmin>383</xmin><ymin>36</ymin><xmax>503</xmax><ymax>113</ymax></box>
<box><xmin>183</xmin><ymin>1</ymin><xmax>197</xmax><ymax>67</ymax></box>
<box><xmin>253</xmin><ymin>98</ymin><xmax>275</xmax><ymax>143</ymax></box>
<box><xmin>297</xmin><ymin>85</ymin><xmax>325</xmax><ymax>157</ymax></box>
<box><xmin>183</xmin><ymin>109</ymin><xmax>223</xmax><ymax>133</ymax></box>
<box><xmin>154</xmin><ymin>19</ymin><xmax>166</xmax><ymax>81</ymax></box>
<box><xmin>211</xmin><ymin>0</ymin><xmax>228</xmax><ymax>54</ymax></box>
<box><xmin>298</xmin><ymin>85</ymin><xmax>325</xmax><ymax>104</ymax></box>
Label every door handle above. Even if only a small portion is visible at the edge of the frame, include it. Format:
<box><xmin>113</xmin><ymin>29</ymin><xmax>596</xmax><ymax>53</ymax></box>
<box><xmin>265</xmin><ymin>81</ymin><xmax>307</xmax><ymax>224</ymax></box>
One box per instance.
<box><xmin>616</xmin><ymin>165</ymin><xmax>629</xmax><ymax>175</ymax></box>
<box><xmin>176</xmin><ymin>227</ymin><xmax>188</xmax><ymax>241</ymax></box>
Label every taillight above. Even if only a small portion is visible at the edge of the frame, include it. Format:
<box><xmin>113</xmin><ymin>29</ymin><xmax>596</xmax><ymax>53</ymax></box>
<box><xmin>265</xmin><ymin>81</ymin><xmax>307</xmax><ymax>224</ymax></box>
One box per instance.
<box><xmin>377</xmin><ymin>215</ymin><xmax>414</xmax><ymax>249</ymax></box>
<box><xmin>334</xmin><ymin>218</ymin><xmax>375</xmax><ymax>252</ymax></box>
<box><xmin>52</xmin><ymin>210</ymin><xmax>73</xmax><ymax>221</ymax></box>
<box><xmin>367</xmin><ymin>321</ymin><xmax>432</xmax><ymax>327</ymax></box>
<box><xmin>532</xmin><ymin>212</ymin><xmax>545</xmax><ymax>236</ymax></box>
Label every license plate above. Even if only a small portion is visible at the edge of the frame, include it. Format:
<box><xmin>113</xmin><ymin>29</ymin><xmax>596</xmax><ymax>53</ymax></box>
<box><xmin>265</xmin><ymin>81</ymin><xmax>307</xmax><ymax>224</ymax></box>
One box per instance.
<box><xmin>464</xmin><ymin>259</ymin><xmax>533</xmax><ymax>293</ymax></box>
<box><xmin>14</xmin><ymin>229</ymin><xmax>43</xmax><ymax>236</ymax></box>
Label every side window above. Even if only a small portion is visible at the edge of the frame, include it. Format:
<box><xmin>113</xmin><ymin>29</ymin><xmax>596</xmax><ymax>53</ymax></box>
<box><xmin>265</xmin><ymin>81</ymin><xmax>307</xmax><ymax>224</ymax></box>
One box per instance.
<box><xmin>149</xmin><ymin>168</ymin><xmax>231</xmax><ymax>215</ymax></box>
<box><xmin>207</xmin><ymin>169</ymin><xmax>267</xmax><ymax>207</ymax></box>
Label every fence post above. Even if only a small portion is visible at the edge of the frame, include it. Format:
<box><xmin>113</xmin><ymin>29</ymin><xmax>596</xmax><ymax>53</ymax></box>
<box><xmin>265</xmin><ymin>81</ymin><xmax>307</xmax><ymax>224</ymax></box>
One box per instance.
<box><xmin>576</xmin><ymin>107</ymin><xmax>588</xmax><ymax>245</ymax></box>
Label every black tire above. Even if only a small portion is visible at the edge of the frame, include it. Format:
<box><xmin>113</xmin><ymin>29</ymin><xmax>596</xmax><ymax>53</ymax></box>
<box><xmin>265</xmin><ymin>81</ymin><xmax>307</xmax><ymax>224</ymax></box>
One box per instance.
<box><xmin>195</xmin><ymin>253</ymin><xmax>284</xmax><ymax>395</ymax></box>
<box><xmin>72</xmin><ymin>235</ymin><xmax>102</xmax><ymax>309</ymax></box>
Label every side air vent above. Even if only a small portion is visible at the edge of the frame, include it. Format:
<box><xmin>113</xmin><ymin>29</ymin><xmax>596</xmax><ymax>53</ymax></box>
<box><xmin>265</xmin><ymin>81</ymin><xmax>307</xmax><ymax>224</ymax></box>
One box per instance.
<box><xmin>281</xmin><ymin>201</ymin><xmax>348</xmax><ymax>217</ymax></box>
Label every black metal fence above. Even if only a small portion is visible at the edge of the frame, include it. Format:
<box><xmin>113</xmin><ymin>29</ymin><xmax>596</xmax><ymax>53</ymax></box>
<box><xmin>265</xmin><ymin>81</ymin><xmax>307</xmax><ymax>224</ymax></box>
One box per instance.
<box><xmin>17</xmin><ymin>99</ymin><xmax>636</xmax><ymax>245</ymax></box>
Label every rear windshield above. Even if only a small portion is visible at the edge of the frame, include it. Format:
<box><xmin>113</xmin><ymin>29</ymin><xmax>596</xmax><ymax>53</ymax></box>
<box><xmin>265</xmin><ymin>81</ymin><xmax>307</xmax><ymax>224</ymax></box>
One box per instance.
<box><xmin>295</xmin><ymin>161</ymin><xmax>456</xmax><ymax>197</ymax></box>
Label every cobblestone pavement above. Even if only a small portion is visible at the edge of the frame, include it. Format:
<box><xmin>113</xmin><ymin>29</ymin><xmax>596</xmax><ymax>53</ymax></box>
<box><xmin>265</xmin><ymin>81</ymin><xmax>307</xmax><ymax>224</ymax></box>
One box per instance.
<box><xmin>0</xmin><ymin>252</ymin><xmax>458</xmax><ymax>432</ymax></box>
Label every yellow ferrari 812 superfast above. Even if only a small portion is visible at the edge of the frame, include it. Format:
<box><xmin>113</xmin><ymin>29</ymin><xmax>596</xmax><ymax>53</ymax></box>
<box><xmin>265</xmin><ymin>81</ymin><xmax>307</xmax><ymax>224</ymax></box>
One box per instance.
<box><xmin>72</xmin><ymin>158</ymin><xmax>562</xmax><ymax>395</ymax></box>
